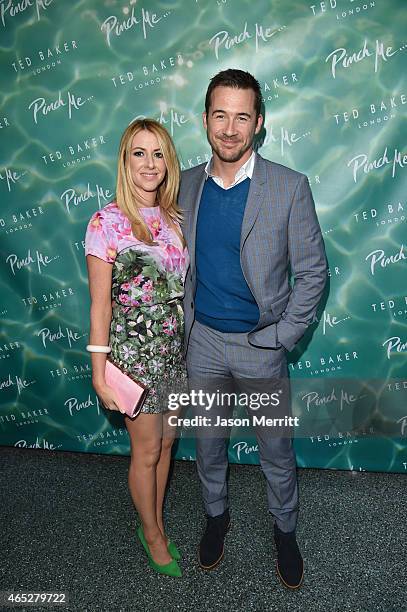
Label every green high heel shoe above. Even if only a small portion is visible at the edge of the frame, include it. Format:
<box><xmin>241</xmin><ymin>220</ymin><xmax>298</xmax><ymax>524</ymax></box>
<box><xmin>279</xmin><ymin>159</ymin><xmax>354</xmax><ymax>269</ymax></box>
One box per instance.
<box><xmin>137</xmin><ymin>526</ymin><xmax>182</xmax><ymax>577</ymax></box>
<box><xmin>167</xmin><ymin>539</ymin><xmax>181</xmax><ymax>560</ymax></box>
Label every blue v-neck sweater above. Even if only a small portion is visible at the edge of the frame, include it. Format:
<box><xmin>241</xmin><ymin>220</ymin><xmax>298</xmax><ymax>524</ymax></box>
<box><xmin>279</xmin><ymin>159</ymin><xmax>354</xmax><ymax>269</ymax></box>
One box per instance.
<box><xmin>194</xmin><ymin>177</ymin><xmax>260</xmax><ymax>332</ymax></box>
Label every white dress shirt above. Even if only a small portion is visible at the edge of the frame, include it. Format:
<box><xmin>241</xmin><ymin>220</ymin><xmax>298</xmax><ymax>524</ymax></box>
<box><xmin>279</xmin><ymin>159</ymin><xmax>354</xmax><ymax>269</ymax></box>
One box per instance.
<box><xmin>204</xmin><ymin>150</ymin><xmax>256</xmax><ymax>190</ymax></box>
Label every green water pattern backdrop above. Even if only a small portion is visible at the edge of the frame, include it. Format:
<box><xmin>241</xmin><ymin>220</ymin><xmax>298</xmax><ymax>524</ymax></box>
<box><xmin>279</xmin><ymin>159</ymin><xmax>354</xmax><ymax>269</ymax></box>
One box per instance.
<box><xmin>0</xmin><ymin>0</ymin><xmax>406</xmax><ymax>472</ymax></box>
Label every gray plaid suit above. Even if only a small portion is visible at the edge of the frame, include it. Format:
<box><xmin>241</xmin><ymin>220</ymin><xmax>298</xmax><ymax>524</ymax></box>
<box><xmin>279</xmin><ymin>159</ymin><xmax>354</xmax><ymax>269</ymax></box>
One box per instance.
<box><xmin>178</xmin><ymin>152</ymin><xmax>327</xmax><ymax>531</ymax></box>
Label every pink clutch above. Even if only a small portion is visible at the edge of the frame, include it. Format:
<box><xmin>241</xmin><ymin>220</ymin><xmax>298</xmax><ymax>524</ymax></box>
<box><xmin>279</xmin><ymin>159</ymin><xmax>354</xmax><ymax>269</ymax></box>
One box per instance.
<box><xmin>105</xmin><ymin>359</ymin><xmax>148</xmax><ymax>418</ymax></box>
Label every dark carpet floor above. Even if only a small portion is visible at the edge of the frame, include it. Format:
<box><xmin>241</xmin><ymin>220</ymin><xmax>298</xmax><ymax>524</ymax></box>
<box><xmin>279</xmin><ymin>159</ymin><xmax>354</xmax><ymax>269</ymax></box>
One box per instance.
<box><xmin>1</xmin><ymin>446</ymin><xmax>406</xmax><ymax>612</ymax></box>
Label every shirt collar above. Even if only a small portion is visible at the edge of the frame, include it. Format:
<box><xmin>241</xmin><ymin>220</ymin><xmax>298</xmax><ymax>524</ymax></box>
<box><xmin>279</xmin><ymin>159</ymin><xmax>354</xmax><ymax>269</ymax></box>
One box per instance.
<box><xmin>204</xmin><ymin>150</ymin><xmax>256</xmax><ymax>186</ymax></box>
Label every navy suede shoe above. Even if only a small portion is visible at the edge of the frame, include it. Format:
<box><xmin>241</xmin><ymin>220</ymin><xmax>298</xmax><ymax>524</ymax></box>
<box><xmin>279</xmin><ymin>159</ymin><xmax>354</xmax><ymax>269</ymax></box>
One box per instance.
<box><xmin>198</xmin><ymin>509</ymin><xmax>231</xmax><ymax>570</ymax></box>
<box><xmin>274</xmin><ymin>524</ymin><xmax>304</xmax><ymax>589</ymax></box>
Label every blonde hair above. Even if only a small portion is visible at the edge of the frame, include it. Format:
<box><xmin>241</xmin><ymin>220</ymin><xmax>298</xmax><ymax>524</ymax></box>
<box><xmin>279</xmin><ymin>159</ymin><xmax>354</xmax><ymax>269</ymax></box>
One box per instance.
<box><xmin>116</xmin><ymin>118</ymin><xmax>184</xmax><ymax>245</ymax></box>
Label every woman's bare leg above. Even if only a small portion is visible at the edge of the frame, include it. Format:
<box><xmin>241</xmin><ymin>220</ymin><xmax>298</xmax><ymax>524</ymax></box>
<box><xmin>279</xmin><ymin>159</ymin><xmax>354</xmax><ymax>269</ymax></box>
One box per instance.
<box><xmin>155</xmin><ymin>409</ymin><xmax>180</xmax><ymax>537</ymax></box>
<box><xmin>125</xmin><ymin>412</ymin><xmax>172</xmax><ymax>565</ymax></box>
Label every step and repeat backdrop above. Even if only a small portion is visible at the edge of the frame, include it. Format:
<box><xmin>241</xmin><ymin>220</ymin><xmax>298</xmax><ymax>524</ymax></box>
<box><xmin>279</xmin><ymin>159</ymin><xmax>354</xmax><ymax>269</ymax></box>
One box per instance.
<box><xmin>0</xmin><ymin>0</ymin><xmax>406</xmax><ymax>472</ymax></box>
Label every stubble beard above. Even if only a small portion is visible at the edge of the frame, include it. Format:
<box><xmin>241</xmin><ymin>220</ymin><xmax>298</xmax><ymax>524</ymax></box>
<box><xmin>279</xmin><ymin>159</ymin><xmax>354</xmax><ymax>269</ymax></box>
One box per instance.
<box><xmin>207</xmin><ymin>132</ymin><xmax>253</xmax><ymax>164</ymax></box>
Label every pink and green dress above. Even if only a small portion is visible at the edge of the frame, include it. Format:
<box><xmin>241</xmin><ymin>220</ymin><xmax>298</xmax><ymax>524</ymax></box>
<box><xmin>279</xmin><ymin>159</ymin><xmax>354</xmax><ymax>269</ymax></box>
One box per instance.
<box><xmin>85</xmin><ymin>201</ymin><xmax>189</xmax><ymax>413</ymax></box>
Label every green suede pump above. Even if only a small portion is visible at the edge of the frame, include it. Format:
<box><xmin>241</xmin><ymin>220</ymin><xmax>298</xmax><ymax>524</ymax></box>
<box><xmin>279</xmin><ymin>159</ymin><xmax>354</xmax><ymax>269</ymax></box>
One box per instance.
<box><xmin>137</xmin><ymin>526</ymin><xmax>182</xmax><ymax>577</ymax></box>
<box><xmin>167</xmin><ymin>539</ymin><xmax>181</xmax><ymax>560</ymax></box>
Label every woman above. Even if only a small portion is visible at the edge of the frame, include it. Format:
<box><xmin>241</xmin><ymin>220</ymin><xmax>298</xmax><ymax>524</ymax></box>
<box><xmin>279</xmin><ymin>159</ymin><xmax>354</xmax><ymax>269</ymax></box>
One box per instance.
<box><xmin>84</xmin><ymin>119</ymin><xmax>188</xmax><ymax>577</ymax></box>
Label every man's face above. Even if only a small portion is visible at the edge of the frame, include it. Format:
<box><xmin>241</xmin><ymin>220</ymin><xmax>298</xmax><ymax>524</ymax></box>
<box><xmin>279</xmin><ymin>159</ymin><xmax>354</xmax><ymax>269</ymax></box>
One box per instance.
<box><xmin>203</xmin><ymin>86</ymin><xmax>263</xmax><ymax>164</ymax></box>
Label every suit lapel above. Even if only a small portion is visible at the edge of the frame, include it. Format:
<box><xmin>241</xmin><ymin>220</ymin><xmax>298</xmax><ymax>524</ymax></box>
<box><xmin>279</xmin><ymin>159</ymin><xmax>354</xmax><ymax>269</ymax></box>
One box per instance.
<box><xmin>187</xmin><ymin>167</ymin><xmax>206</xmax><ymax>276</ymax></box>
<box><xmin>240</xmin><ymin>152</ymin><xmax>267</xmax><ymax>250</ymax></box>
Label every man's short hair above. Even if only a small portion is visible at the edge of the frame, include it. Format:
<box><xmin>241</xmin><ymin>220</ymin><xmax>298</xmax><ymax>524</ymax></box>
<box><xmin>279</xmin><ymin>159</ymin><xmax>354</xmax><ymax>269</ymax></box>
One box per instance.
<box><xmin>205</xmin><ymin>69</ymin><xmax>262</xmax><ymax>118</ymax></box>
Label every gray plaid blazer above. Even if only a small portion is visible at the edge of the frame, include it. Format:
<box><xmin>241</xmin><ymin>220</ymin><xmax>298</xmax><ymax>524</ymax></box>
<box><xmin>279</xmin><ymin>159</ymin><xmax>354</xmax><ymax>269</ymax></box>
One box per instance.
<box><xmin>178</xmin><ymin>152</ymin><xmax>327</xmax><ymax>354</ymax></box>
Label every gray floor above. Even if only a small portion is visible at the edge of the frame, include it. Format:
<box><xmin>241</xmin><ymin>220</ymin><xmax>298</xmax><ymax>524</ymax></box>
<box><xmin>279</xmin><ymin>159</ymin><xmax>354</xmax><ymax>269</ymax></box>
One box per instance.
<box><xmin>1</xmin><ymin>446</ymin><xmax>406</xmax><ymax>612</ymax></box>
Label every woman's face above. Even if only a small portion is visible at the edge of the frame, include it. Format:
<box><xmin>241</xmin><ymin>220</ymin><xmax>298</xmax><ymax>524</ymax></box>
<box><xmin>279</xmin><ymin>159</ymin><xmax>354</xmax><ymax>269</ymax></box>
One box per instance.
<box><xmin>129</xmin><ymin>129</ymin><xmax>167</xmax><ymax>204</ymax></box>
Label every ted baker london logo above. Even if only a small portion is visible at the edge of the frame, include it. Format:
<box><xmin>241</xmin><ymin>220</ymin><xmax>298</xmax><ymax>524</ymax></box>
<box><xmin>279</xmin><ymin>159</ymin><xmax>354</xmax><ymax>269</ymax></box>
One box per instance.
<box><xmin>11</xmin><ymin>40</ymin><xmax>78</xmax><ymax>76</ymax></box>
<box><xmin>332</xmin><ymin>92</ymin><xmax>405</xmax><ymax>130</ymax></box>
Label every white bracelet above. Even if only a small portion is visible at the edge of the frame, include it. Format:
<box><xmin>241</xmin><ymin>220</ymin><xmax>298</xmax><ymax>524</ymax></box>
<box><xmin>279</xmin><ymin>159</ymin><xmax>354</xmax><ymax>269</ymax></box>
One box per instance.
<box><xmin>86</xmin><ymin>345</ymin><xmax>111</xmax><ymax>353</ymax></box>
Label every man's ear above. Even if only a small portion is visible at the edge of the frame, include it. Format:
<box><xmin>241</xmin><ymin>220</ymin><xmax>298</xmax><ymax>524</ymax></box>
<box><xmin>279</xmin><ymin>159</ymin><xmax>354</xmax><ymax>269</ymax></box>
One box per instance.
<box><xmin>202</xmin><ymin>111</ymin><xmax>208</xmax><ymax>130</ymax></box>
<box><xmin>255</xmin><ymin>114</ymin><xmax>264</xmax><ymax>134</ymax></box>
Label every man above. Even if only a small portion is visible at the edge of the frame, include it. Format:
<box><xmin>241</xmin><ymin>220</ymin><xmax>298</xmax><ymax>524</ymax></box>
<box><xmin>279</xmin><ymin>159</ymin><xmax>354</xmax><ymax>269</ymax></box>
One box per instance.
<box><xmin>178</xmin><ymin>69</ymin><xmax>327</xmax><ymax>589</ymax></box>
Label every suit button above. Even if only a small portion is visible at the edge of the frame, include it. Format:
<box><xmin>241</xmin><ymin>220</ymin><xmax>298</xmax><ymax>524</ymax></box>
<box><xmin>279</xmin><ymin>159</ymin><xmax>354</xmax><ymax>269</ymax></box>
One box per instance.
<box><xmin>190</xmin><ymin>302</ymin><xmax>194</xmax><ymax>309</ymax></box>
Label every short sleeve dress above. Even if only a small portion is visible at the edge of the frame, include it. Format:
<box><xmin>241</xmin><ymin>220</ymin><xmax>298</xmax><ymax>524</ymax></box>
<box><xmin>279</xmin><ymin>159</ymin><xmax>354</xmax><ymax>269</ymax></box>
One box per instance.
<box><xmin>85</xmin><ymin>202</ymin><xmax>189</xmax><ymax>413</ymax></box>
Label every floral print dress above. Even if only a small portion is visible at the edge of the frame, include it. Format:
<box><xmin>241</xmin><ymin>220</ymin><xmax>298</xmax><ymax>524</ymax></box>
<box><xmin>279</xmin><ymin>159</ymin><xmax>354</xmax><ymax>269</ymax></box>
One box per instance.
<box><xmin>85</xmin><ymin>202</ymin><xmax>189</xmax><ymax>413</ymax></box>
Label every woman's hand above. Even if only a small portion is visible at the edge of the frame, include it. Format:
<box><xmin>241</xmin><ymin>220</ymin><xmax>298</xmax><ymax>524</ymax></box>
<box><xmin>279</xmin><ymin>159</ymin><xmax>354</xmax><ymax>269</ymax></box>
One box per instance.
<box><xmin>93</xmin><ymin>381</ymin><xmax>125</xmax><ymax>414</ymax></box>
